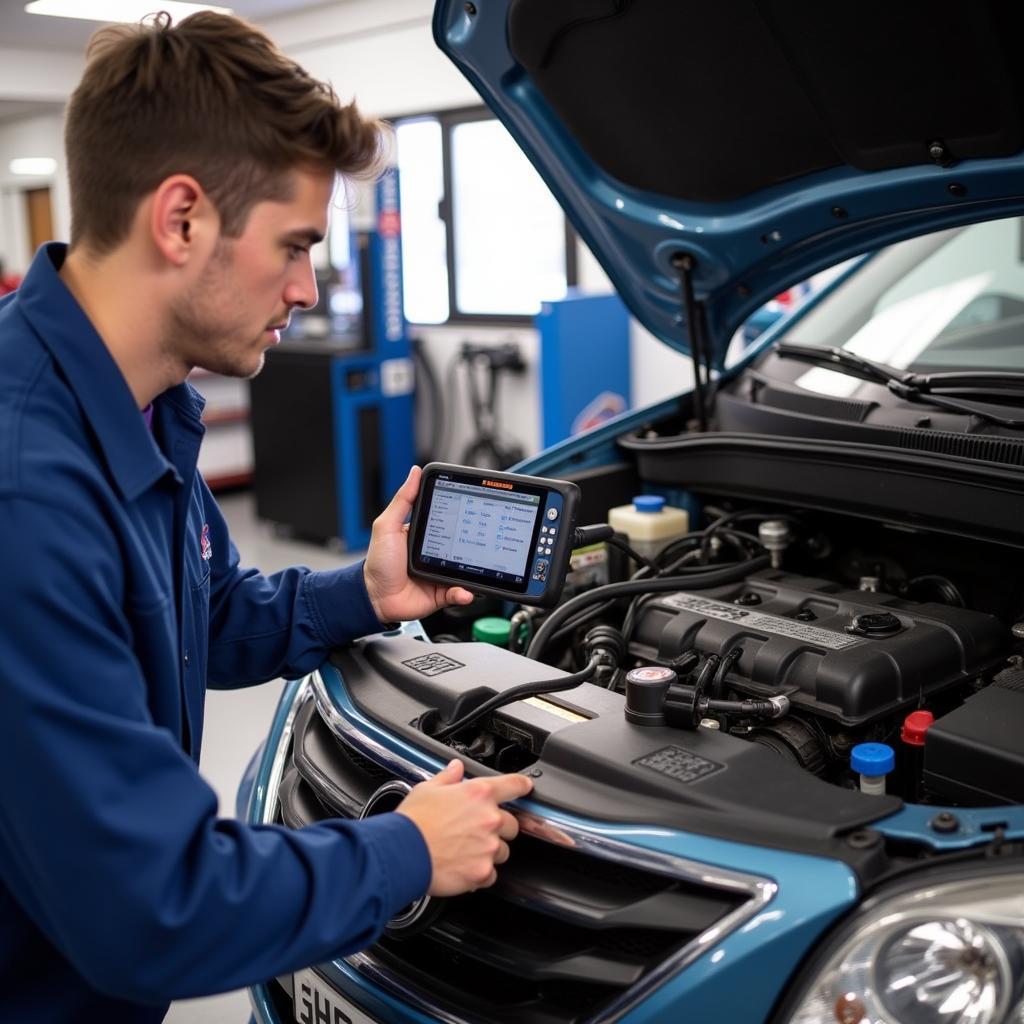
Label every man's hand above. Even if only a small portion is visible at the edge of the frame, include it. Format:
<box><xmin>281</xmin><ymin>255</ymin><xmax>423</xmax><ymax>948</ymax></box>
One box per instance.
<box><xmin>396</xmin><ymin>759</ymin><xmax>533</xmax><ymax>897</ymax></box>
<box><xmin>363</xmin><ymin>465</ymin><xmax>474</xmax><ymax>625</ymax></box>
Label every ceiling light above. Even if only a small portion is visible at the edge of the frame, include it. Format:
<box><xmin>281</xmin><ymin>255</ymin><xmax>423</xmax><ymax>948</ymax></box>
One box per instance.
<box><xmin>25</xmin><ymin>1</ymin><xmax>233</xmax><ymax>24</ymax></box>
<box><xmin>9</xmin><ymin>158</ymin><xmax>57</xmax><ymax>176</ymax></box>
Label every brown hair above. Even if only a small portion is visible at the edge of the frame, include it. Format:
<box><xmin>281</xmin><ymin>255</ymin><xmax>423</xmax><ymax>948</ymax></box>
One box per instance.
<box><xmin>65</xmin><ymin>11</ymin><xmax>386</xmax><ymax>254</ymax></box>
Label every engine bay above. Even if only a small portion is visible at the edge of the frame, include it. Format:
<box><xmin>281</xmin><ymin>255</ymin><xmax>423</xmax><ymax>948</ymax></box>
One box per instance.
<box><xmin>339</xmin><ymin>488</ymin><xmax>1024</xmax><ymax>837</ymax></box>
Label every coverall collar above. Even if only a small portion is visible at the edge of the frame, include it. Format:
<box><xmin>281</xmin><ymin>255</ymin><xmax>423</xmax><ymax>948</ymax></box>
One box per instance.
<box><xmin>17</xmin><ymin>242</ymin><xmax>206</xmax><ymax>501</ymax></box>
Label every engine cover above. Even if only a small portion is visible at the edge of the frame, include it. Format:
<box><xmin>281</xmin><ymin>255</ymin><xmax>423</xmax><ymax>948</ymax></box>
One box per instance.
<box><xmin>630</xmin><ymin>571</ymin><xmax>1008</xmax><ymax>725</ymax></box>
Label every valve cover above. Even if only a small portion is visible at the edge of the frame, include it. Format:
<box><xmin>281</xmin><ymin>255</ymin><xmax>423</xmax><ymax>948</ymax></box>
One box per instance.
<box><xmin>630</xmin><ymin>571</ymin><xmax>1009</xmax><ymax>725</ymax></box>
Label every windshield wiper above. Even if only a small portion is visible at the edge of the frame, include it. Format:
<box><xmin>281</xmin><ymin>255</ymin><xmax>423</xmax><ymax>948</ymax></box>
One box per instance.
<box><xmin>774</xmin><ymin>342</ymin><xmax>1024</xmax><ymax>428</ymax></box>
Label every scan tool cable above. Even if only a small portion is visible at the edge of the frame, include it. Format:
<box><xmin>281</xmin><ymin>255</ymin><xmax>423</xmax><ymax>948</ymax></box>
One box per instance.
<box><xmin>526</xmin><ymin>556</ymin><xmax>771</xmax><ymax>661</ymax></box>
<box><xmin>426</xmin><ymin>656</ymin><xmax>601</xmax><ymax>741</ymax></box>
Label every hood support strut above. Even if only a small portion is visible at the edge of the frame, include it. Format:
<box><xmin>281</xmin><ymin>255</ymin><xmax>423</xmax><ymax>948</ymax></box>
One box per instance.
<box><xmin>673</xmin><ymin>253</ymin><xmax>712</xmax><ymax>432</ymax></box>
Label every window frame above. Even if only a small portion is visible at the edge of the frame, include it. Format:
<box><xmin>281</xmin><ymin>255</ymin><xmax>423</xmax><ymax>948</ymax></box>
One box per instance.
<box><xmin>395</xmin><ymin>105</ymin><xmax>578</xmax><ymax>326</ymax></box>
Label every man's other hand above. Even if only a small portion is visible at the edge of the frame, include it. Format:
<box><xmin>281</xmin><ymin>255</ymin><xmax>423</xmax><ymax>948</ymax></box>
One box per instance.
<box><xmin>396</xmin><ymin>759</ymin><xmax>533</xmax><ymax>897</ymax></box>
<box><xmin>363</xmin><ymin>465</ymin><xmax>474</xmax><ymax>625</ymax></box>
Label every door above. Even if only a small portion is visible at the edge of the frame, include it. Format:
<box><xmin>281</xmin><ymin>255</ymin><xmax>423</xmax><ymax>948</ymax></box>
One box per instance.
<box><xmin>24</xmin><ymin>187</ymin><xmax>54</xmax><ymax>251</ymax></box>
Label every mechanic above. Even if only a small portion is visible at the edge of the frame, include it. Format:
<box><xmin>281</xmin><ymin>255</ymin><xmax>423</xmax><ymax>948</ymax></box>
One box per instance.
<box><xmin>0</xmin><ymin>12</ymin><xmax>531</xmax><ymax>1023</ymax></box>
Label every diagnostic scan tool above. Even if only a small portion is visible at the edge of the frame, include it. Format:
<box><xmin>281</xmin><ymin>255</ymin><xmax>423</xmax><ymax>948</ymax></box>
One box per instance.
<box><xmin>409</xmin><ymin>463</ymin><xmax>580</xmax><ymax>607</ymax></box>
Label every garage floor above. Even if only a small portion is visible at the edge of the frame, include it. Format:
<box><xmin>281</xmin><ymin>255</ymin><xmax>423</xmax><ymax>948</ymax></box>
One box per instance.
<box><xmin>166</xmin><ymin>491</ymin><xmax>363</xmax><ymax>1023</ymax></box>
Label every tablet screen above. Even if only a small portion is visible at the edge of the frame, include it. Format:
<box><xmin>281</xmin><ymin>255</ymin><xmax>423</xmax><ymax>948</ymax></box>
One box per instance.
<box><xmin>416</xmin><ymin>472</ymin><xmax>543</xmax><ymax>589</ymax></box>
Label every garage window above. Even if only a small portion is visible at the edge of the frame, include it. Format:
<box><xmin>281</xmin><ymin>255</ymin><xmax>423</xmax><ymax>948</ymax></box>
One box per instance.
<box><xmin>395</xmin><ymin>108</ymin><xmax>576</xmax><ymax>325</ymax></box>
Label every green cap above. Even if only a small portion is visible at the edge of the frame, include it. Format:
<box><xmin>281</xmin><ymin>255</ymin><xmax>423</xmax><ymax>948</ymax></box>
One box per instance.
<box><xmin>472</xmin><ymin>616</ymin><xmax>512</xmax><ymax>645</ymax></box>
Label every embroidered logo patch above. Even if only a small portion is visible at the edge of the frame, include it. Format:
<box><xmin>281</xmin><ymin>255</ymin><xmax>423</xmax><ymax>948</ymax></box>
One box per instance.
<box><xmin>200</xmin><ymin>523</ymin><xmax>213</xmax><ymax>561</ymax></box>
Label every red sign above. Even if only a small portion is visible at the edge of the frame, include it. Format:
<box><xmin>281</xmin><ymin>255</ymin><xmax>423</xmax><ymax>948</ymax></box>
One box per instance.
<box><xmin>378</xmin><ymin>210</ymin><xmax>401</xmax><ymax>237</ymax></box>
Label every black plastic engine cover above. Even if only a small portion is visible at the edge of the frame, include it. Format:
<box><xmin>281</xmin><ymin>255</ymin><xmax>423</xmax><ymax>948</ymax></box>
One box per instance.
<box><xmin>924</xmin><ymin>680</ymin><xmax>1024</xmax><ymax>805</ymax></box>
<box><xmin>630</xmin><ymin>571</ymin><xmax>1008</xmax><ymax>726</ymax></box>
<box><xmin>333</xmin><ymin>634</ymin><xmax>902</xmax><ymax>872</ymax></box>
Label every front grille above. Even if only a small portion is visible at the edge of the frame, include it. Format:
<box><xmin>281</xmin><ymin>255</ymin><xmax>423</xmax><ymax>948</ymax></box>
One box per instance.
<box><xmin>273</xmin><ymin>686</ymin><xmax>759</xmax><ymax>1024</ymax></box>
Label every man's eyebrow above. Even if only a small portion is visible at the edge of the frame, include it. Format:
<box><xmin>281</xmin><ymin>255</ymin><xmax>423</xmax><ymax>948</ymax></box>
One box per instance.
<box><xmin>284</xmin><ymin>228</ymin><xmax>324</xmax><ymax>246</ymax></box>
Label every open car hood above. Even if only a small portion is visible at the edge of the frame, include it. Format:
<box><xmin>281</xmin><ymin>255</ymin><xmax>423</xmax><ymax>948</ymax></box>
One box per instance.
<box><xmin>433</xmin><ymin>0</ymin><xmax>1024</xmax><ymax>366</ymax></box>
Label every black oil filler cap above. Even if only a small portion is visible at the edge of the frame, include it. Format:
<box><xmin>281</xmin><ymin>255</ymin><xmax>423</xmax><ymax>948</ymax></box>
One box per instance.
<box><xmin>847</xmin><ymin>612</ymin><xmax>902</xmax><ymax>637</ymax></box>
<box><xmin>625</xmin><ymin>666</ymin><xmax>676</xmax><ymax>726</ymax></box>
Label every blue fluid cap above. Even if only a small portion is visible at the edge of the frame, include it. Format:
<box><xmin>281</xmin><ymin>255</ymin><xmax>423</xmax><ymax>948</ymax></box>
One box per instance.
<box><xmin>633</xmin><ymin>495</ymin><xmax>666</xmax><ymax>513</ymax></box>
<box><xmin>851</xmin><ymin>742</ymin><xmax>895</xmax><ymax>776</ymax></box>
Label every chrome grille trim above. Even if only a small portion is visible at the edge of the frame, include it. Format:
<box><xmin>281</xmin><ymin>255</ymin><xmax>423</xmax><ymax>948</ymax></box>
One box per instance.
<box><xmin>277</xmin><ymin>668</ymin><xmax>777</xmax><ymax>1024</ymax></box>
<box><xmin>256</xmin><ymin>677</ymin><xmax>311</xmax><ymax>827</ymax></box>
<box><xmin>290</xmin><ymin>704</ymin><xmax>365</xmax><ymax>819</ymax></box>
<box><xmin>311</xmin><ymin>669</ymin><xmax>432</xmax><ymax>785</ymax></box>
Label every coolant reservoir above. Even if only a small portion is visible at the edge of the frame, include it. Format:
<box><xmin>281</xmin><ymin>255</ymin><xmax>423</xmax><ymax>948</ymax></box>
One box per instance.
<box><xmin>608</xmin><ymin>496</ymin><xmax>690</xmax><ymax>564</ymax></box>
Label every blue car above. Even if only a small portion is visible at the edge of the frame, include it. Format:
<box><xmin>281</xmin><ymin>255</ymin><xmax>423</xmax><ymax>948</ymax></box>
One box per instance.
<box><xmin>242</xmin><ymin>3</ymin><xmax>1024</xmax><ymax>1022</ymax></box>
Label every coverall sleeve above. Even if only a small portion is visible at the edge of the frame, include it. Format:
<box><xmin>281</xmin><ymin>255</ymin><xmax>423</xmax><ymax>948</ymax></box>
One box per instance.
<box><xmin>0</xmin><ymin>493</ymin><xmax>431</xmax><ymax>1003</ymax></box>
<box><xmin>201</xmin><ymin>476</ymin><xmax>386</xmax><ymax>689</ymax></box>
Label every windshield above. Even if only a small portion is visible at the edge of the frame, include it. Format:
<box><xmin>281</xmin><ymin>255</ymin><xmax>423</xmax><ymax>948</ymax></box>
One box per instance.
<box><xmin>779</xmin><ymin>214</ymin><xmax>1024</xmax><ymax>395</ymax></box>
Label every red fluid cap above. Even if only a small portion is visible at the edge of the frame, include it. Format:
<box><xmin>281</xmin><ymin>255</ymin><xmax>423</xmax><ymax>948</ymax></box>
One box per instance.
<box><xmin>901</xmin><ymin>710</ymin><xmax>935</xmax><ymax>746</ymax></box>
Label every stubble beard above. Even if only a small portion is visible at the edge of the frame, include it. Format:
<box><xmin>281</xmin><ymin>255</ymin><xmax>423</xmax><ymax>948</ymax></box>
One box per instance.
<box><xmin>166</xmin><ymin>240</ymin><xmax>266</xmax><ymax>380</ymax></box>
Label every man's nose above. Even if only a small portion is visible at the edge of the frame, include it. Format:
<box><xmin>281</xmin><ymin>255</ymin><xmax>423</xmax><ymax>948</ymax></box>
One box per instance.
<box><xmin>283</xmin><ymin>257</ymin><xmax>318</xmax><ymax>310</ymax></box>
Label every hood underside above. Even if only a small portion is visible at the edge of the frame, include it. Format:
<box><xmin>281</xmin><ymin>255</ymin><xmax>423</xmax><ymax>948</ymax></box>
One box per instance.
<box><xmin>434</xmin><ymin>0</ymin><xmax>1024</xmax><ymax>364</ymax></box>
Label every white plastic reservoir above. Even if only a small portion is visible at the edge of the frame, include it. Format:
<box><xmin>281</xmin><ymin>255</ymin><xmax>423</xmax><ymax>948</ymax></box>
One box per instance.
<box><xmin>608</xmin><ymin>495</ymin><xmax>690</xmax><ymax>564</ymax></box>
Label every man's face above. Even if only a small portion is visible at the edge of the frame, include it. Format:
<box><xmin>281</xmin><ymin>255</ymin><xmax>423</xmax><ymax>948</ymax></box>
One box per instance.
<box><xmin>168</xmin><ymin>167</ymin><xmax>333</xmax><ymax>379</ymax></box>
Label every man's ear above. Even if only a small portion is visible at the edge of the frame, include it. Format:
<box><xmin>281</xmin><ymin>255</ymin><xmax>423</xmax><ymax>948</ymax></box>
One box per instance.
<box><xmin>149</xmin><ymin>175</ymin><xmax>217</xmax><ymax>267</ymax></box>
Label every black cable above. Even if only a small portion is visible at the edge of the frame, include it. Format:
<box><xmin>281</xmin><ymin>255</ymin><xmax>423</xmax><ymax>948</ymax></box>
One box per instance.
<box><xmin>605</xmin><ymin>534</ymin><xmax>655</xmax><ymax>574</ymax></box>
<box><xmin>550</xmin><ymin>548</ymin><xmax>762</xmax><ymax>655</ymax></box>
<box><xmin>653</xmin><ymin>545</ymin><xmax>706</xmax><ymax>576</ymax></box>
<box><xmin>460</xmin><ymin>351</ymin><xmax>493</xmax><ymax>465</ymax></box>
<box><xmin>710</xmin><ymin>646</ymin><xmax>742</xmax><ymax>700</ymax></box>
<box><xmin>704</xmin><ymin>524</ymin><xmax>761</xmax><ymax>565</ymax></box>
<box><xmin>429</xmin><ymin>657</ymin><xmax>600</xmax><ymax>740</ymax></box>
<box><xmin>693</xmin><ymin>653</ymin><xmax>721</xmax><ymax>698</ymax></box>
<box><xmin>644</xmin><ymin>513</ymin><xmax>773</xmax><ymax>577</ymax></box>
<box><xmin>703</xmin><ymin>695</ymin><xmax>786</xmax><ymax>717</ymax></box>
<box><xmin>650</xmin><ymin>536</ymin><xmax>702</xmax><ymax>571</ymax></box>
<box><xmin>545</xmin><ymin>601</ymin><xmax>615</xmax><ymax>648</ymax></box>
<box><xmin>701</xmin><ymin>528</ymin><xmax>762</xmax><ymax>564</ymax></box>
<box><xmin>621</xmin><ymin>592</ymin><xmax>661</xmax><ymax>646</ymax></box>
<box><xmin>526</xmin><ymin>557</ymin><xmax>771</xmax><ymax>660</ymax></box>
<box><xmin>535</xmin><ymin>527</ymin><xmax>655</xmax><ymax>649</ymax></box>
<box><xmin>647</xmin><ymin>527</ymin><xmax>760</xmax><ymax>577</ymax></box>
<box><xmin>458</xmin><ymin>344</ymin><xmax>524</xmax><ymax>469</ymax></box>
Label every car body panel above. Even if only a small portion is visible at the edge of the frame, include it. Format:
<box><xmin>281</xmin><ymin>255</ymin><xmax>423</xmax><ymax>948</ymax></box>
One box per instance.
<box><xmin>246</xmin><ymin>665</ymin><xmax>861</xmax><ymax>1024</ymax></box>
<box><xmin>433</xmin><ymin>0</ymin><xmax>1024</xmax><ymax>366</ymax></box>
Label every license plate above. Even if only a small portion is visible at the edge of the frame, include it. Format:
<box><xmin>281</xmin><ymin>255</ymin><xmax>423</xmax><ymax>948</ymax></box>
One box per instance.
<box><xmin>293</xmin><ymin>968</ymin><xmax>378</xmax><ymax>1024</ymax></box>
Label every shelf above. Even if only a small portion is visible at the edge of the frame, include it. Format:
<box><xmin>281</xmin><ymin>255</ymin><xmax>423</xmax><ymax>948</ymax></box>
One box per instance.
<box><xmin>205</xmin><ymin>470</ymin><xmax>254</xmax><ymax>491</ymax></box>
<box><xmin>202</xmin><ymin>408</ymin><xmax>249</xmax><ymax>426</ymax></box>
<box><xmin>189</xmin><ymin>373</ymin><xmax>253</xmax><ymax>491</ymax></box>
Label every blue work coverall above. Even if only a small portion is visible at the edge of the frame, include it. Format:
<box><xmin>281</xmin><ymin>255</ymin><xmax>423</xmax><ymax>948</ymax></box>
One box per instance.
<box><xmin>0</xmin><ymin>244</ymin><xmax>431</xmax><ymax>1022</ymax></box>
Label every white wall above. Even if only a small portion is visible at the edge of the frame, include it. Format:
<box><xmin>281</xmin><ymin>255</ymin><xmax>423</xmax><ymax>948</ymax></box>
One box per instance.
<box><xmin>0</xmin><ymin>114</ymin><xmax>68</xmax><ymax>273</ymax></box>
<box><xmin>266</xmin><ymin>0</ymin><xmax>476</xmax><ymax>118</ymax></box>
<box><xmin>412</xmin><ymin>324</ymin><xmax>539</xmax><ymax>465</ymax></box>
<box><xmin>631</xmin><ymin>323</ymin><xmax>694</xmax><ymax>408</ymax></box>
<box><xmin>0</xmin><ymin>47</ymin><xmax>82</xmax><ymax>103</ymax></box>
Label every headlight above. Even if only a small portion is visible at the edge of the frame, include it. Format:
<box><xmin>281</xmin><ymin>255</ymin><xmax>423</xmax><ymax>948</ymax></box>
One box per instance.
<box><xmin>782</xmin><ymin>871</ymin><xmax>1024</xmax><ymax>1024</ymax></box>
